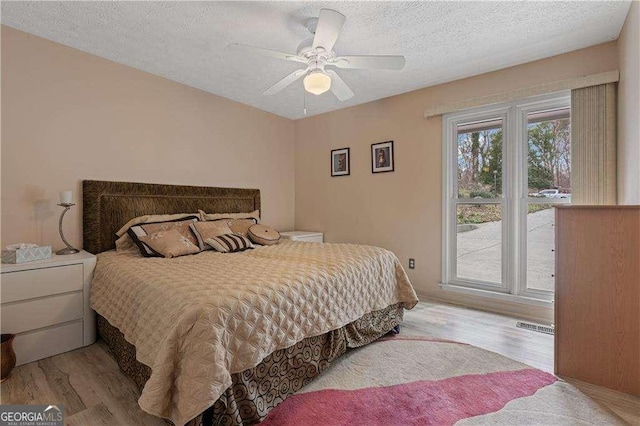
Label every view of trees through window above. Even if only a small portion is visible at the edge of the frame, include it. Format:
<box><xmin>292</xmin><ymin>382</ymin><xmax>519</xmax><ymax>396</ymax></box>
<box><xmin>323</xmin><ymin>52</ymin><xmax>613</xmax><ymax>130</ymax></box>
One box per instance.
<box><xmin>457</xmin><ymin>120</ymin><xmax>503</xmax><ymax>199</ymax></box>
<box><xmin>527</xmin><ymin>109</ymin><xmax>571</xmax><ymax>196</ymax></box>
<box><xmin>457</xmin><ymin>110</ymin><xmax>571</xmax><ymax>201</ymax></box>
<box><xmin>456</xmin><ymin>110</ymin><xmax>571</xmax><ymax>226</ymax></box>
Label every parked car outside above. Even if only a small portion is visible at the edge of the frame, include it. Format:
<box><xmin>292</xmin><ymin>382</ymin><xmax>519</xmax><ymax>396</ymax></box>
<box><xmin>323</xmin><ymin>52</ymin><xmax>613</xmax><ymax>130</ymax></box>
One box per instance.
<box><xmin>530</xmin><ymin>189</ymin><xmax>571</xmax><ymax>199</ymax></box>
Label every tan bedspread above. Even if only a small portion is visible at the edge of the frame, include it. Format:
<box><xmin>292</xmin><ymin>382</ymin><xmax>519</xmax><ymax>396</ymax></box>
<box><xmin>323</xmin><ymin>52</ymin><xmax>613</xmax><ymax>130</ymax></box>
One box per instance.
<box><xmin>90</xmin><ymin>241</ymin><xmax>418</xmax><ymax>425</ymax></box>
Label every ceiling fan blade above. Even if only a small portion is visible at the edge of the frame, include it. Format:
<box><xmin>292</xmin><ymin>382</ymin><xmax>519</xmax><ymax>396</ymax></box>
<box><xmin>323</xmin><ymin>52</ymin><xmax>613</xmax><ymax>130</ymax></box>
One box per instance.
<box><xmin>312</xmin><ymin>9</ymin><xmax>346</xmax><ymax>53</ymax></box>
<box><xmin>326</xmin><ymin>69</ymin><xmax>354</xmax><ymax>101</ymax></box>
<box><xmin>227</xmin><ymin>43</ymin><xmax>307</xmax><ymax>64</ymax></box>
<box><xmin>263</xmin><ymin>69</ymin><xmax>307</xmax><ymax>95</ymax></box>
<box><xmin>330</xmin><ymin>55</ymin><xmax>406</xmax><ymax>70</ymax></box>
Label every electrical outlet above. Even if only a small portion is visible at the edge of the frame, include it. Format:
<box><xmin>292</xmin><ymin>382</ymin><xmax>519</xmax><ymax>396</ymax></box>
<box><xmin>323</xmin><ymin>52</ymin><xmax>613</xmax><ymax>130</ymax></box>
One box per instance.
<box><xmin>408</xmin><ymin>258</ymin><xmax>415</xmax><ymax>269</ymax></box>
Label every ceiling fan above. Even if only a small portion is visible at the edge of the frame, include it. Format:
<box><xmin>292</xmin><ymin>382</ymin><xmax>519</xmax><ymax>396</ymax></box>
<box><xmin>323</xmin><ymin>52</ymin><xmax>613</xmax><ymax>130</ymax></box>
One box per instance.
<box><xmin>227</xmin><ymin>9</ymin><xmax>405</xmax><ymax>102</ymax></box>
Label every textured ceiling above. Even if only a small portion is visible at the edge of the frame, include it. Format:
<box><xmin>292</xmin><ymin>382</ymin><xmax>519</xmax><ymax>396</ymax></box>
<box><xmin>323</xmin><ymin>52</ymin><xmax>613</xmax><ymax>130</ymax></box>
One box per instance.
<box><xmin>1</xmin><ymin>1</ymin><xmax>631</xmax><ymax>120</ymax></box>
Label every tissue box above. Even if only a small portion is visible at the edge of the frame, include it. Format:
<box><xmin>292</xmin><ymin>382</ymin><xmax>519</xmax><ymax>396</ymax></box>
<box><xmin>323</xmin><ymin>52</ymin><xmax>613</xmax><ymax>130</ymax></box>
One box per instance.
<box><xmin>1</xmin><ymin>246</ymin><xmax>52</xmax><ymax>264</ymax></box>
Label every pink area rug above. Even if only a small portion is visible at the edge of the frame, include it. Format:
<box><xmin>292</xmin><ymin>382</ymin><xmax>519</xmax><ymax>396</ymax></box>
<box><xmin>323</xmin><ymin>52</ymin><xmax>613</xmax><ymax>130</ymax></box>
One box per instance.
<box><xmin>262</xmin><ymin>336</ymin><xmax>624</xmax><ymax>425</ymax></box>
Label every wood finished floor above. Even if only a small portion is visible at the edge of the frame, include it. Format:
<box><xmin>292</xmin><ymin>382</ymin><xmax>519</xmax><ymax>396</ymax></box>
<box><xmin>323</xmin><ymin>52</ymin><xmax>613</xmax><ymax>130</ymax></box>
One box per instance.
<box><xmin>1</xmin><ymin>300</ymin><xmax>638</xmax><ymax>425</ymax></box>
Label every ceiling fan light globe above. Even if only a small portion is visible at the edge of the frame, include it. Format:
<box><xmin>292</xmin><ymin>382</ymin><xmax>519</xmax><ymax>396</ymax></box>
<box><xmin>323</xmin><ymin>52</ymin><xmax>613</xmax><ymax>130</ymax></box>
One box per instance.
<box><xmin>303</xmin><ymin>72</ymin><xmax>331</xmax><ymax>95</ymax></box>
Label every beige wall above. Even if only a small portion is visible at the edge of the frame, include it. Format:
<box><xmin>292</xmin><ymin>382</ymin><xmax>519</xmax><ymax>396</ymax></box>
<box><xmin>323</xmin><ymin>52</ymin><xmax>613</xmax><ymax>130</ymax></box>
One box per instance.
<box><xmin>294</xmin><ymin>42</ymin><xmax>619</xmax><ymax>322</ymax></box>
<box><xmin>1</xmin><ymin>26</ymin><xmax>295</xmax><ymax>250</ymax></box>
<box><xmin>618</xmin><ymin>1</ymin><xmax>640</xmax><ymax>205</ymax></box>
<box><xmin>1</xmin><ymin>22</ymin><xmax>630</xmax><ymax>322</ymax></box>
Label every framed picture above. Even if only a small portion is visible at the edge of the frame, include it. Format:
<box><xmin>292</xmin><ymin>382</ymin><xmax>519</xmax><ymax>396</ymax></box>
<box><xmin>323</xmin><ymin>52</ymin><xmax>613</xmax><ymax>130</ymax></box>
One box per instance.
<box><xmin>371</xmin><ymin>141</ymin><xmax>394</xmax><ymax>173</ymax></box>
<box><xmin>331</xmin><ymin>147</ymin><xmax>350</xmax><ymax>177</ymax></box>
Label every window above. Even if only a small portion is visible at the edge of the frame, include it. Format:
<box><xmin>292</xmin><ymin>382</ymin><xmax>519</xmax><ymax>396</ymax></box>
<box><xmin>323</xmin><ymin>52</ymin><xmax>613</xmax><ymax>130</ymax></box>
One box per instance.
<box><xmin>442</xmin><ymin>93</ymin><xmax>570</xmax><ymax>303</ymax></box>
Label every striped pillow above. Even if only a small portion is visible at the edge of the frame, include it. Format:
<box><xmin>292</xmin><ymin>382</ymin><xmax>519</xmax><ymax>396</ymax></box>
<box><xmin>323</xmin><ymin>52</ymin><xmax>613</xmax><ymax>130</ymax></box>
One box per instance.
<box><xmin>205</xmin><ymin>234</ymin><xmax>254</xmax><ymax>253</ymax></box>
<box><xmin>190</xmin><ymin>221</ymin><xmax>234</xmax><ymax>251</ymax></box>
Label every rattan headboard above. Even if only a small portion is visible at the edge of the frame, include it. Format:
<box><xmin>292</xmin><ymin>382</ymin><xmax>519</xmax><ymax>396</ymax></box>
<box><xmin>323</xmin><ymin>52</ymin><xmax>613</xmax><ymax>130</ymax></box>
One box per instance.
<box><xmin>82</xmin><ymin>180</ymin><xmax>260</xmax><ymax>254</ymax></box>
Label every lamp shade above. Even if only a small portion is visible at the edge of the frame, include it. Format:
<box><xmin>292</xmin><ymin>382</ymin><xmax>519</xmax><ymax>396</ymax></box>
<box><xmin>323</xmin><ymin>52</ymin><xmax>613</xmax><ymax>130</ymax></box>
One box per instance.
<box><xmin>59</xmin><ymin>191</ymin><xmax>73</xmax><ymax>204</ymax></box>
<box><xmin>303</xmin><ymin>71</ymin><xmax>331</xmax><ymax>95</ymax></box>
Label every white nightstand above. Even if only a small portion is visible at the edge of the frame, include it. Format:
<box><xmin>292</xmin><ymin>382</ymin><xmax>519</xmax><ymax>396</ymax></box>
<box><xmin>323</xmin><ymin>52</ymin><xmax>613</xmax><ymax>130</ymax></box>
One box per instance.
<box><xmin>280</xmin><ymin>231</ymin><xmax>324</xmax><ymax>243</ymax></box>
<box><xmin>1</xmin><ymin>251</ymin><xmax>97</xmax><ymax>365</ymax></box>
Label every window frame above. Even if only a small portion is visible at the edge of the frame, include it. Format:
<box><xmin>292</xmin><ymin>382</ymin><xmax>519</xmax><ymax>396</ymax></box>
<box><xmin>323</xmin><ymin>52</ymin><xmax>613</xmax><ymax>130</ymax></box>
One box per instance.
<box><xmin>515</xmin><ymin>96</ymin><xmax>572</xmax><ymax>300</ymax></box>
<box><xmin>442</xmin><ymin>92</ymin><xmax>570</xmax><ymax>303</ymax></box>
<box><xmin>442</xmin><ymin>105</ymin><xmax>512</xmax><ymax>293</ymax></box>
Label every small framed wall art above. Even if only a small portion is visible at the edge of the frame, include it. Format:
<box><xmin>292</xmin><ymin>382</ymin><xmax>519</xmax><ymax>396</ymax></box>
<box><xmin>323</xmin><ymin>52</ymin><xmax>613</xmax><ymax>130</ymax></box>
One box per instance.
<box><xmin>331</xmin><ymin>147</ymin><xmax>350</xmax><ymax>177</ymax></box>
<box><xmin>371</xmin><ymin>140</ymin><xmax>394</xmax><ymax>173</ymax></box>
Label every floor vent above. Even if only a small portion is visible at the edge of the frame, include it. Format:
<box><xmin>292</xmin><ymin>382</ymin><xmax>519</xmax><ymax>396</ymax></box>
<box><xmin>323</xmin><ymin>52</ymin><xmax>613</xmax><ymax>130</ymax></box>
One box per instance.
<box><xmin>516</xmin><ymin>322</ymin><xmax>555</xmax><ymax>335</ymax></box>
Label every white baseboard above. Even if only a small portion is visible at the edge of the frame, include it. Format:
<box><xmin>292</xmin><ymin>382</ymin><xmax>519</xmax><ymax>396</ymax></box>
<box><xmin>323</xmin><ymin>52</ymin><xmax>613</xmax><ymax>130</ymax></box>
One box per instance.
<box><xmin>412</xmin><ymin>289</ymin><xmax>553</xmax><ymax>325</ymax></box>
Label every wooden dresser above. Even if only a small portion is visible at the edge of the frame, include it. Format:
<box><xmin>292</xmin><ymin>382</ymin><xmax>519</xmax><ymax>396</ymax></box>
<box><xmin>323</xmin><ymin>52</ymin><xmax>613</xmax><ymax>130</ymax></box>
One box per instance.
<box><xmin>0</xmin><ymin>251</ymin><xmax>97</xmax><ymax>365</ymax></box>
<box><xmin>555</xmin><ymin>206</ymin><xmax>640</xmax><ymax>396</ymax></box>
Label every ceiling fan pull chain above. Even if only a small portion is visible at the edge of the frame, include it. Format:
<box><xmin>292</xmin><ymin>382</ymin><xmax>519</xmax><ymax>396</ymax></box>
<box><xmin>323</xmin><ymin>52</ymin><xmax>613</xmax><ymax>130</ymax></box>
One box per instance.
<box><xmin>303</xmin><ymin>89</ymin><xmax>307</xmax><ymax>115</ymax></box>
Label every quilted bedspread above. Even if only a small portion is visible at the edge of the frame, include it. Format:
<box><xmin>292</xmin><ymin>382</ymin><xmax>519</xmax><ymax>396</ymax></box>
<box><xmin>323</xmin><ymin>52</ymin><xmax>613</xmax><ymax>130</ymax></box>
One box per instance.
<box><xmin>91</xmin><ymin>241</ymin><xmax>418</xmax><ymax>425</ymax></box>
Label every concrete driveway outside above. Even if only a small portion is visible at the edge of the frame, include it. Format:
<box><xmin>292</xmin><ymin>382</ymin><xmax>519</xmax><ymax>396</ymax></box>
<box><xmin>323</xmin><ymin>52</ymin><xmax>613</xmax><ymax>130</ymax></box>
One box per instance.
<box><xmin>457</xmin><ymin>207</ymin><xmax>555</xmax><ymax>292</ymax></box>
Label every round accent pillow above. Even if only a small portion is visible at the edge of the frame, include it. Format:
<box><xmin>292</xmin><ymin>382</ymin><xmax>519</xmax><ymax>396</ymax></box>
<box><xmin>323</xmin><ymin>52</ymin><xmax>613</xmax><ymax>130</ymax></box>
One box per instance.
<box><xmin>248</xmin><ymin>224</ymin><xmax>281</xmax><ymax>246</ymax></box>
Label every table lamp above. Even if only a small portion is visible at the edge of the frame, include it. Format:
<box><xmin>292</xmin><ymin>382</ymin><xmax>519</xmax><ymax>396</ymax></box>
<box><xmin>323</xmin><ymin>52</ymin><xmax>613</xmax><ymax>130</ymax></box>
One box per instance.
<box><xmin>57</xmin><ymin>190</ymin><xmax>79</xmax><ymax>255</ymax></box>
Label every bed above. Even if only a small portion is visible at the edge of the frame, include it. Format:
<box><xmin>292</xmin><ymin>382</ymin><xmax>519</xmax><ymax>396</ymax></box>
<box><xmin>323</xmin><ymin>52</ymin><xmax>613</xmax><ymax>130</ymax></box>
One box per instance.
<box><xmin>83</xmin><ymin>180</ymin><xmax>418</xmax><ymax>425</ymax></box>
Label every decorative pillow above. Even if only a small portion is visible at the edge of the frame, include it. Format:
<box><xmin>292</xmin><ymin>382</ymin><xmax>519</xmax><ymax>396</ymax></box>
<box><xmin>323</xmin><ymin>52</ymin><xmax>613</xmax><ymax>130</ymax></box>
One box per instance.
<box><xmin>199</xmin><ymin>209</ymin><xmax>260</xmax><ymax>222</ymax></box>
<box><xmin>190</xmin><ymin>221</ymin><xmax>234</xmax><ymax>251</ymax></box>
<box><xmin>116</xmin><ymin>213</ymin><xmax>200</xmax><ymax>237</ymax></box>
<box><xmin>137</xmin><ymin>229</ymin><xmax>200</xmax><ymax>258</ymax></box>
<box><xmin>248</xmin><ymin>224</ymin><xmax>281</xmax><ymax>246</ymax></box>
<box><xmin>205</xmin><ymin>234</ymin><xmax>254</xmax><ymax>253</ymax></box>
<box><xmin>228</xmin><ymin>218</ymin><xmax>259</xmax><ymax>237</ymax></box>
<box><xmin>115</xmin><ymin>233</ymin><xmax>139</xmax><ymax>253</ymax></box>
<box><xmin>128</xmin><ymin>216</ymin><xmax>199</xmax><ymax>257</ymax></box>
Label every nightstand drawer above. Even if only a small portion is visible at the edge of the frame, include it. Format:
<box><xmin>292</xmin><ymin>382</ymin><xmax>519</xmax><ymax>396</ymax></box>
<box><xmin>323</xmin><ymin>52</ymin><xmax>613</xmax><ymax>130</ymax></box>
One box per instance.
<box><xmin>1</xmin><ymin>264</ymin><xmax>83</xmax><ymax>303</ymax></box>
<box><xmin>1</xmin><ymin>292</ymin><xmax>83</xmax><ymax>334</ymax></box>
<box><xmin>13</xmin><ymin>321</ymin><xmax>83</xmax><ymax>366</ymax></box>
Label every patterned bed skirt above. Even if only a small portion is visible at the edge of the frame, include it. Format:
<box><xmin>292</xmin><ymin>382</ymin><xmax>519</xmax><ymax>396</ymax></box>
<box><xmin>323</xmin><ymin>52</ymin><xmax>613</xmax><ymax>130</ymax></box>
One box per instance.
<box><xmin>97</xmin><ymin>303</ymin><xmax>404</xmax><ymax>425</ymax></box>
